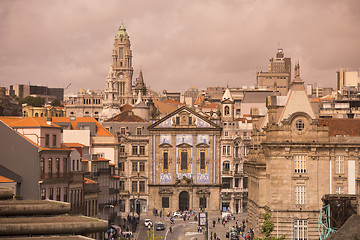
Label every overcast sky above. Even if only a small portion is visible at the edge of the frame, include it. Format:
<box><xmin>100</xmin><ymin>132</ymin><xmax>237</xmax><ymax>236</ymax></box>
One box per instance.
<box><xmin>1</xmin><ymin>0</ymin><xmax>359</xmax><ymax>94</ymax></box>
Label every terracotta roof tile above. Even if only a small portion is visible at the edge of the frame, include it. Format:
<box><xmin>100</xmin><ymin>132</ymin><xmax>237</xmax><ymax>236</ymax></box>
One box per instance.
<box><xmin>153</xmin><ymin>99</ymin><xmax>178</xmax><ymax>115</ymax></box>
<box><xmin>51</xmin><ymin>117</ymin><xmax>113</xmax><ymax>136</ymax></box>
<box><xmin>84</xmin><ymin>178</ymin><xmax>97</xmax><ymax>184</ymax></box>
<box><xmin>120</xmin><ymin>104</ymin><xmax>133</xmax><ymax>112</ymax></box>
<box><xmin>0</xmin><ymin>175</ymin><xmax>14</xmax><ymax>183</ymax></box>
<box><xmin>319</xmin><ymin>119</ymin><xmax>360</xmax><ymax>137</ymax></box>
<box><xmin>1</xmin><ymin>117</ymin><xmax>61</xmax><ymax>128</ymax></box>
<box><xmin>92</xmin><ymin>157</ymin><xmax>110</xmax><ymax>162</ymax></box>
<box><xmin>65</xmin><ymin>143</ymin><xmax>88</xmax><ymax>148</ymax></box>
<box><xmin>105</xmin><ymin>110</ymin><xmax>146</xmax><ymax>122</ymax></box>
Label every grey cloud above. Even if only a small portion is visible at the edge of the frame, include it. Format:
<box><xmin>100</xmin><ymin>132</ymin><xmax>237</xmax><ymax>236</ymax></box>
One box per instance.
<box><xmin>0</xmin><ymin>0</ymin><xmax>359</xmax><ymax>94</ymax></box>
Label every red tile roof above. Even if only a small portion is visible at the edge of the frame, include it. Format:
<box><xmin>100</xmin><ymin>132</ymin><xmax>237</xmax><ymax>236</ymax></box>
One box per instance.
<box><xmin>0</xmin><ymin>117</ymin><xmax>61</xmax><ymax>128</ymax></box>
<box><xmin>105</xmin><ymin>110</ymin><xmax>146</xmax><ymax>122</ymax></box>
<box><xmin>319</xmin><ymin>119</ymin><xmax>360</xmax><ymax>137</ymax></box>
<box><xmin>51</xmin><ymin>117</ymin><xmax>112</xmax><ymax>136</ymax></box>
<box><xmin>65</xmin><ymin>143</ymin><xmax>88</xmax><ymax>148</ymax></box>
<box><xmin>92</xmin><ymin>157</ymin><xmax>110</xmax><ymax>162</ymax></box>
<box><xmin>120</xmin><ymin>104</ymin><xmax>133</xmax><ymax>112</ymax></box>
<box><xmin>84</xmin><ymin>178</ymin><xmax>97</xmax><ymax>184</ymax></box>
<box><xmin>0</xmin><ymin>175</ymin><xmax>14</xmax><ymax>183</ymax></box>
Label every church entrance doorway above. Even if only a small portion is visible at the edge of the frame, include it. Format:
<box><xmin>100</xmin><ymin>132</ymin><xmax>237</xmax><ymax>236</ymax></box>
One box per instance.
<box><xmin>179</xmin><ymin>191</ymin><xmax>189</xmax><ymax>211</ymax></box>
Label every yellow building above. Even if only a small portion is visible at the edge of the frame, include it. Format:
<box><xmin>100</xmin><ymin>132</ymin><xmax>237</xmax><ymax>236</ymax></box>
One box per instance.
<box><xmin>22</xmin><ymin>105</ymin><xmax>65</xmax><ymax>117</ymax></box>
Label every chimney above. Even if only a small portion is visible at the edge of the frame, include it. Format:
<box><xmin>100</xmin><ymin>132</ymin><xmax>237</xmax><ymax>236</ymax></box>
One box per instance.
<box><xmin>46</xmin><ymin>117</ymin><xmax>52</xmax><ymax>126</ymax></box>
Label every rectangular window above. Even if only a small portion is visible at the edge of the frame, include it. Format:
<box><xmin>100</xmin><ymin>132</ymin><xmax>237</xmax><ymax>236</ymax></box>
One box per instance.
<box><xmin>132</xmin><ymin>146</ymin><xmax>138</xmax><ymax>155</ymax></box>
<box><xmin>335</xmin><ymin>156</ymin><xmax>344</xmax><ymax>174</ymax></box>
<box><xmin>41</xmin><ymin>188</ymin><xmax>46</xmax><ymax>200</ymax></box>
<box><xmin>63</xmin><ymin>158</ymin><xmax>68</xmax><ymax>173</ymax></box>
<box><xmin>295</xmin><ymin>186</ymin><xmax>306</xmax><ymax>205</ymax></box>
<box><xmin>139</xmin><ymin>181</ymin><xmax>145</xmax><ymax>192</ymax></box>
<box><xmin>199</xmin><ymin>197</ymin><xmax>207</xmax><ymax>209</ymax></box>
<box><xmin>40</xmin><ymin>158</ymin><xmax>45</xmax><ymax>177</ymax></box>
<box><xmin>119</xmin><ymin>48</ymin><xmax>124</xmax><ymax>59</ymax></box>
<box><xmin>136</xmin><ymin>127</ymin><xmax>142</xmax><ymax>135</ymax></box>
<box><xmin>64</xmin><ymin>187</ymin><xmax>68</xmax><ymax>202</ymax></box>
<box><xmin>243</xmin><ymin>177</ymin><xmax>248</xmax><ymax>188</ymax></box>
<box><xmin>222</xmin><ymin>178</ymin><xmax>231</xmax><ymax>189</ymax></box>
<box><xmin>163</xmin><ymin>151</ymin><xmax>169</xmax><ymax>170</ymax></box>
<box><xmin>235</xmin><ymin>178</ymin><xmax>239</xmax><ymax>188</ymax></box>
<box><xmin>120</xmin><ymin>127</ymin><xmax>126</xmax><ymax>135</ymax></box>
<box><xmin>176</xmin><ymin>117</ymin><xmax>180</xmax><ymax>125</ymax></box>
<box><xmin>188</xmin><ymin>117</ymin><xmax>192</xmax><ymax>125</ymax></box>
<box><xmin>222</xmin><ymin>146</ymin><xmax>231</xmax><ymax>156</ymax></box>
<box><xmin>119</xmin><ymin>162</ymin><xmax>125</xmax><ymax>172</ymax></box>
<box><xmin>56</xmin><ymin>187</ymin><xmax>61</xmax><ymax>201</ymax></box>
<box><xmin>120</xmin><ymin>181</ymin><xmax>125</xmax><ymax>191</ymax></box>
<box><xmin>162</xmin><ymin>197</ymin><xmax>169</xmax><ymax>208</ymax></box>
<box><xmin>56</xmin><ymin>158</ymin><xmax>60</xmax><ymax>174</ymax></box>
<box><xmin>132</xmin><ymin>162</ymin><xmax>138</xmax><ymax>172</ymax></box>
<box><xmin>52</xmin><ymin>134</ymin><xmax>57</xmax><ymax>147</ymax></box>
<box><xmin>49</xmin><ymin>188</ymin><xmax>54</xmax><ymax>200</ymax></box>
<box><xmin>48</xmin><ymin>158</ymin><xmax>53</xmax><ymax>174</ymax></box>
<box><xmin>72</xmin><ymin>159</ymin><xmax>76</xmax><ymax>171</ymax></box>
<box><xmin>119</xmin><ymin>145</ymin><xmax>125</xmax><ymax>156</ymax></box>
<box><xmin>139</xmin><ymin>162</ymin><xmax>145</xmax><ymax>172</ymax></box>
<box><xmin>294</xmin><ymin>155</ymin><xmax>307</xmax><ymax>174</ymax></box>
<box><xmin>45</xmin><ymin>134</ymin><xmax>49</xmax><ymax>147</ymax></box>
<box><xmin>294</xmin><ymin>220</ymin><xmax>308</xmax><ymax>240</ymax></box>
<box><xmin>335</xmin><ymin>186</ymin><xmax>344</xmax><ymax>194</ymax></box>
<box><xmin>181</xmin><ymin>151</ymin><xmax>188</xmax><ymax>170</ymax></box>
<box><xmin>200</xmin><ymin>151</ymin><xmax>206</xmax><ymax>170</ymax></box>
<box><xmin>140</xmin><ymin>146</ymin><xmax>145</xmax><ymax>155</ymax></box>
<box><xmin>132</xmin><ymin>181</ymin><xmax>138</xmax><ymax>193</ymax></box>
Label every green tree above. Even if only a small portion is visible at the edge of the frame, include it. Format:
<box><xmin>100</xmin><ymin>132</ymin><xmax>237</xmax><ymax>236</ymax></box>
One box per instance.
<box><xmin>19</xmin><ymin>96</ymin><xmax>45</xmax><ymax>107</ymax></box>
<box><xmin>255</xmin><ymin>211</ymin><xmax>285</xmax><ymax>240</ymax></box>
<box><xmin>50</xmin><ymin>99</ymin><xmax>62</xmax><ymax>107</ymax></box>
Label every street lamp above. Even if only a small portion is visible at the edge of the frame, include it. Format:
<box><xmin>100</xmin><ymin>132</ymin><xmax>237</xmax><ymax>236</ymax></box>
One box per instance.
<box><xmin>102</xmin><ymin>204</ymin><xmax>115</xmax><ymax>221</ymax></box>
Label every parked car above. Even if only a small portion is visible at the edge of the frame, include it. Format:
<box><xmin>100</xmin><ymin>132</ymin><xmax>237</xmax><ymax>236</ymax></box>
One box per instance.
<box><xmin>156</xmin><ymin>222</ymin><xmax>165</xmax><ymax>231</ymax></box>
<box><xmin>144</xmin><ymin>219</ymin><xmax>152</xmax><ymax>227</ymax></box>
<box><xmin>173</xmin><ymin>211</ymin><xmax>183</xmax><ymax>217</ymax></box>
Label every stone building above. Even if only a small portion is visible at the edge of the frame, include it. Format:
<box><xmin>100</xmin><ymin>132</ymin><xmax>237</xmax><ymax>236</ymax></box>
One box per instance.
<box><xmin>257</xmin><ymin>48</ymin><xmax>292</xmax><ymax>96</ymax></box>
<box><xmin>65</xmin><ymin>89</ymin><xmax>104</xmax><ymax>120</ymax></box>
<box><xmin>147</xmin><ymin>106</ymin><xmax>222</xmax><ymax>213</ymax></box>
<box><xmin>245</xmin><ymin>73</ymin><xmax>360</xmax><ymax>239</ymax></box>
<box><xmin>220</xmin><ymin>88</ymin><xmax>251</xmax><ymax>213</ymax></box>
<box><xmin>23</xmin><ymin>105</ymin><xmax>66</xmax><ymax>117</ymax></box>
<box><xmin>102</xmin><ymin>109</ymin><xmax>150</xmax><ymax>216</ymax></box>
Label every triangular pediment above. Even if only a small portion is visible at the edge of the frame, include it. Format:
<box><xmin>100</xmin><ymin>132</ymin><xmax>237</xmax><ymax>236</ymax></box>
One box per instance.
<box><xmin>176</xmin><ymin>142</ymin><xmax>192</xmax><ymax>148</ymax></box>
<box><xmin>148</xmin><ymin>106</ymin><xmax>221</xmax><ymax>130</ymax></box>
<box><xmin>159</xmin><ymin>143</ymin><xmax>172</xmax><ymax>148</ymax></box>
<box><xmin>196</xmin><ymin>143</ymin><xmax>210</xmax><ymax>148</ymax></box>
<box><xmin>278</xmin><ymin>86</ymin><xmax>316</xmax><ymax>123</ymax></box>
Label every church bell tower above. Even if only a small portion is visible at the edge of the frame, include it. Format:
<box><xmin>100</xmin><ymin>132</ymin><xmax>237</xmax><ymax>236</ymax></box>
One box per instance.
<box><xmin>104</xmin><ymin>23</ymin><xmax>134</xmax><ymax>107</ymax></box>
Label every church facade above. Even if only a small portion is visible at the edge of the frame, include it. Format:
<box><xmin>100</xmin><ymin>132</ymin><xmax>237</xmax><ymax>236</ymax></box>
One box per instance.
<box><xmin>147</xmin><ymin>106</ymin><xmax>222</xmax><ymax>213</ymax></box>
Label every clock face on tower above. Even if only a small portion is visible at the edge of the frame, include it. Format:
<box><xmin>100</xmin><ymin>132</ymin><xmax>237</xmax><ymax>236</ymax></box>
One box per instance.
<box><xmin>118</xmin><ymin>73</ymin><xmax>124</xmax><ymax>79</ymax></box>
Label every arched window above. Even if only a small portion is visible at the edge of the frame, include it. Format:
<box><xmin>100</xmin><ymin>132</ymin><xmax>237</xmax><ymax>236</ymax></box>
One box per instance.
<box><xmin>224</xmin><ymin>106</ymin><xmax>230</xmax><ymax>116</ymax></box>
<box><xmin>35</xmin><ymin>113</ymin><xmax>39</xmax><ymax>117</ymax></box>
<box><xmin>223</xmin><ymin>161</ymin><xmax>230</xmax><ymax>172</ymax></box>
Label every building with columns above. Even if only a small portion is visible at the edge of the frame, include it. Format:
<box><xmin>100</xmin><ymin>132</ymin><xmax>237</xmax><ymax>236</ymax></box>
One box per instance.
<box><xmin>147</xmin><ymin>106</ymin><xmax>222</xmax><ymax>213</ymax></box>
<box><xmin>246</xmin><ymin>70</ymin><xmax>360</xmax><ymax>239</ymax></box>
